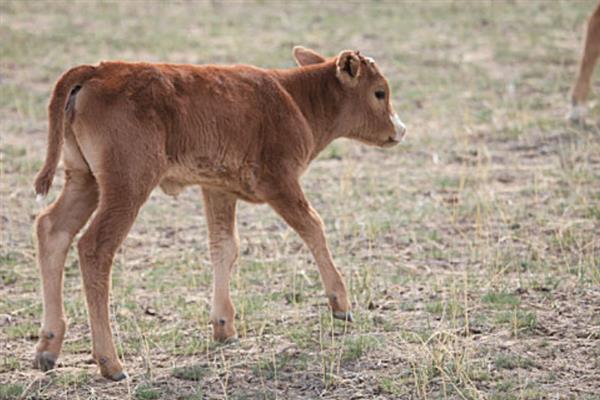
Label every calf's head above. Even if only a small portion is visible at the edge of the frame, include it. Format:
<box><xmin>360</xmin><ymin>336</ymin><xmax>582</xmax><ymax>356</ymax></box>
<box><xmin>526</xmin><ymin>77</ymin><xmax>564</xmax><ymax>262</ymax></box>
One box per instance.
<box><xmin>293</xmin><ymin>46</ymin><xmax>406</xmax><ymax>147</ymax></box>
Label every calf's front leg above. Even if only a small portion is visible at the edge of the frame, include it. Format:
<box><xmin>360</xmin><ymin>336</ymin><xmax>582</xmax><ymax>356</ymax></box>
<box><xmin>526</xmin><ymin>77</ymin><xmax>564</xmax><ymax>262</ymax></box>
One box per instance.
<box><xmin>202</xmin><ymin>188</ymin><xmax>239</xmax><ymax>342</ymax></box>
<box><xmin>266</xmin><ymin>182</ymin><xmax>352</xmax><ymax>321</ymax></box>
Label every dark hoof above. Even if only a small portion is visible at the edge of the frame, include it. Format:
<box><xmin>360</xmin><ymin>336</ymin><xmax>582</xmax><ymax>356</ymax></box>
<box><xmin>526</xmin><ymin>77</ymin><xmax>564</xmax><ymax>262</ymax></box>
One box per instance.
<box><xmin>34</xmin><ymin>351</ymin><xmax>57</xmax><ymax>372</ymax></box>
<box><xmin>223</xmin><ymin>336</ymin><xmax>239</xmax><ymax>345</ymax></box>
<box><xmin>333</xmin><ymin>311</ymin><xmax>353</xmax><ymax>322</ymax></box>
<box><xmin>110</xmin><ymin>371</ymin><xmax>128</xmax><ymax>381</ymax></box>
<box><xmin>214</xmin><ymin>335</ymin><xmax>238</xmax><ymax>344</ymax></box>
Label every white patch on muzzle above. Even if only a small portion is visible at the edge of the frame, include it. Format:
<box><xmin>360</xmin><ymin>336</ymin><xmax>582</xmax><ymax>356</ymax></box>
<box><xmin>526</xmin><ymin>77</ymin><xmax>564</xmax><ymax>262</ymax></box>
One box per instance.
<box><xmin>390</xmin><ymin>113</ymin><xmax>406</xmax><ymax>141</ymax></box>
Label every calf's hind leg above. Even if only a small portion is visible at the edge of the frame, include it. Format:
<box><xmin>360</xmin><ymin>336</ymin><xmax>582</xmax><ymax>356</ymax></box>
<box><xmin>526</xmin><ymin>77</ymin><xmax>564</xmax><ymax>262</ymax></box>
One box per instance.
<box><xmin>34</xmin><ymin>169</ymin><xmax>98</xmax><ymax>371</ymax></box>
<box><xmin>76</xmin><ymin>158</ymin><xmax>163</xmax><ymax>380</ymax></box>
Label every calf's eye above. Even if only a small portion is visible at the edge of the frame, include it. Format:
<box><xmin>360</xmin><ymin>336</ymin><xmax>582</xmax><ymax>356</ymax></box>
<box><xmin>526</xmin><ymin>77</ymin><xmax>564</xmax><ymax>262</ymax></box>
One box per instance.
<box><xmin>375</xmin><ymin>90</ymin><xmax>385</xmax><ymax>100</ymax></box>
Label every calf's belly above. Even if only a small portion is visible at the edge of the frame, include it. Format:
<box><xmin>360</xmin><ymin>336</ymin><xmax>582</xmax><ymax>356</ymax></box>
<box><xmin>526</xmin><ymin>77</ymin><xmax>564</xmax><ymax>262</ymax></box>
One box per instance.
<box><xmin>158</xmin><ymin>163</ymin><xmax>262</xmax><ymax>202</ymax></box>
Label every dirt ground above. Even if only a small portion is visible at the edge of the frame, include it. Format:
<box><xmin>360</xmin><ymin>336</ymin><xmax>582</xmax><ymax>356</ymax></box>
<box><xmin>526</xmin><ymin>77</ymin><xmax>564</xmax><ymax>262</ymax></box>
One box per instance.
<box><xmin>1</xmin><ymin>1</ymin><xmax>599</xmax><ymax>399</ymax></box>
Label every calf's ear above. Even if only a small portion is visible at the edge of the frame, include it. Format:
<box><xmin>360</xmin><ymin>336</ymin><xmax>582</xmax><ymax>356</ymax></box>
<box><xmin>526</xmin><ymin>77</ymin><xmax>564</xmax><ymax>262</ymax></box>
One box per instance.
<box><xmin>336</xmin><ymin>50</ymin><xmax>361</xmax><ymax>86</ymax></box>
<box><xmin>293</xmin><ymin>46</ymin><xmax>326</xmax><ymax>66</ymax></box>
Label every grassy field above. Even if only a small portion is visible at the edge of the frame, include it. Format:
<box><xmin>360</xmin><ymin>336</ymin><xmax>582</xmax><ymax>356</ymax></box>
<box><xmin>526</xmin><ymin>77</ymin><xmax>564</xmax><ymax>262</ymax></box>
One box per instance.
<box><xmin>1</xmin><ymin>1</ymin><xmax>599</xmax><ymax>399</ymax></box>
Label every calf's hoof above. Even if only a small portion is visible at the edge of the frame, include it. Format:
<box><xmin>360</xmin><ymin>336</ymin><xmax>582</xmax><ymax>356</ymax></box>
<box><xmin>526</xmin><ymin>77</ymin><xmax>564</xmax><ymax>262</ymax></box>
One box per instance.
<box><xmin>97</xmin><ymin>357</ymin><xmax>126</xmax><ymax>382</ymax></box>
<box><xmin>34</xmin><ymin>328</ymin><xmax>65</xmax><ymax>372</ymax></box>
<box><xmin>107</xmin><ymin>371</ymin><xmax>129</xmax><ymax>381</ymax></box>
<box><xmin>33</xmin><ymin>351</ymin><xmax>57</xmax><ymax>372</ymax></box>
<box><xmin>327</xmin><ymin>292</ymin><xmax>352</xmax><ymax>322</ymax></box>
<box><xmin>333</xmin><ymin>310</ymin><xmax>354</xmax><ymax>322</ymax></box>
<box><xmin>220</xmin><ymin>335</ymin><xmax>239</xmax><ymax>345</ymax></box>
<box><xmin>211</xmin><ymin>319</ymin><xmax>237</xmax><ymax>343</ymax></box>
<box><xmin>567</xmin><ymin>104</ymin><xmax>587</xmax><ymax>123</ymax></box>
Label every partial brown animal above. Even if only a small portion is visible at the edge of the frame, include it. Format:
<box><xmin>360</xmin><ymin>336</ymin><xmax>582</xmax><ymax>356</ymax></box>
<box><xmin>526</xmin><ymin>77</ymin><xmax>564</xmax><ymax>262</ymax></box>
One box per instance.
<box><xmin>569</xmin><ymin>2</ymin><xmax>600</xmax><ymax>122</ymax></box>
<box><xmin>32</xmin><ymin>46</ymin><xmax>406</xmax><ymax>381</ymax></box>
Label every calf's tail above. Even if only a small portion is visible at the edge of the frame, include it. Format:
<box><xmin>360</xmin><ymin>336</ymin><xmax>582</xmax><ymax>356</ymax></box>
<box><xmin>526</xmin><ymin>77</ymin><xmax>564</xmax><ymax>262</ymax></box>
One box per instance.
<box><xmin>34</xmin><ymin>65</ymin><xmax>96</xmax><ymax>199</ymax></box>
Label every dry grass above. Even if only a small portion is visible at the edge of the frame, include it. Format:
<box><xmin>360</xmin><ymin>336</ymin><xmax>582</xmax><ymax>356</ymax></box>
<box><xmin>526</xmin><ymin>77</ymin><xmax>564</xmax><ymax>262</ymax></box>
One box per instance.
<box><xmin>1</xmin><ymin>1</ymin><xmax>599</xmax><ymax>399</ymax></box>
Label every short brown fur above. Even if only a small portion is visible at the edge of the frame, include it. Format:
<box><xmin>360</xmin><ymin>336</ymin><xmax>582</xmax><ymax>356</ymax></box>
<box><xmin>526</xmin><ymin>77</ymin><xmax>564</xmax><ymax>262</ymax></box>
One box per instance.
<box><xmin>32</xmin><ymin>47</ymin><xmax>406</xmax><ymax>380</ymax></box>
<box><xmin>569</xmin><ymin>2</ymin><xmax>600</xmax><ymax>121</ymax></box>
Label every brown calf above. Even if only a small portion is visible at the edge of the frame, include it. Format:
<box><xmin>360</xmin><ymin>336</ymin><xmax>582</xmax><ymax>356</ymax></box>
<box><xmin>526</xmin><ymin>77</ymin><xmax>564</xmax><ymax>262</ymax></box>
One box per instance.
<box><xmin>569</xmin><ymin>2</ymin><xmax>600</xmax><ymax>122</ymax></box>
<box><xmin>32</xmin><ymin>46</ymin><xmax>406</xmax><ymax>380</ymax></box>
